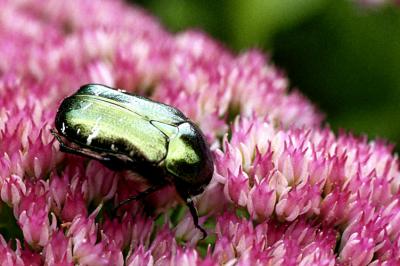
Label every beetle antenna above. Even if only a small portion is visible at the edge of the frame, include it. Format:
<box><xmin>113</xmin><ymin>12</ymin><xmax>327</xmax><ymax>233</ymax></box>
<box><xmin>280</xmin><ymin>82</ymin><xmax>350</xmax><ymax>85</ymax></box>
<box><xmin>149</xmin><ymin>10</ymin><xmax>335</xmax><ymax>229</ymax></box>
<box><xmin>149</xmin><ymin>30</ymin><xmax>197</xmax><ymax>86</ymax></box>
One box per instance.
<box><xmin>186</xmin><ymin>197</ymin><xmax>207</xmax><ymax>240</ymax></box>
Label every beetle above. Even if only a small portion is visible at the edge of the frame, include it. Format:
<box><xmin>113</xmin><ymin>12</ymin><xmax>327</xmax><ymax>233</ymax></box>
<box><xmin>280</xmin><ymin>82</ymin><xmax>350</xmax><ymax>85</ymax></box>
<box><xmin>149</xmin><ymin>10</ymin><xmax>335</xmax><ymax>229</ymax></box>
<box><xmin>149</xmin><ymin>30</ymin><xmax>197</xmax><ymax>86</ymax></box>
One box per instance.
<box><xmin>51</xmin><ymin>84</ymin><xmax>213</xmax><ymax>238</ymax></box>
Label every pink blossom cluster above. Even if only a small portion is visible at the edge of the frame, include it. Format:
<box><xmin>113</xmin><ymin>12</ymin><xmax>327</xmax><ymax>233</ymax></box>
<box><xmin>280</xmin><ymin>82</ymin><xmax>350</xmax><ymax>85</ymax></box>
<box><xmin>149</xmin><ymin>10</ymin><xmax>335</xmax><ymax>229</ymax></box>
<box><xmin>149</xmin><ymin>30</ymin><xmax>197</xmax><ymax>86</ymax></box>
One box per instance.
<box><xmin>211</xmin><ymin>115</ymin><xmax>400</xmax><ymax>264</ymax></box>
<box><xmin>0</xmin><ymin>0</ymin><xmax>399</xmax><ymax>265</ymax></box>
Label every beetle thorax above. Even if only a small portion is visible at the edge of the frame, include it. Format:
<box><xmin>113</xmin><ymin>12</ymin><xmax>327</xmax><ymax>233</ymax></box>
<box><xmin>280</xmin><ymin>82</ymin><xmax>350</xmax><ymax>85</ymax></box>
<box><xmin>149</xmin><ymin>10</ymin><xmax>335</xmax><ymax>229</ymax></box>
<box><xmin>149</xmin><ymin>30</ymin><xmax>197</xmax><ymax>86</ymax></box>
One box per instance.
<box><xmin>165</xmin><ymin>122</ymin><xmax>213</xmax><ymax>196</ymax></box>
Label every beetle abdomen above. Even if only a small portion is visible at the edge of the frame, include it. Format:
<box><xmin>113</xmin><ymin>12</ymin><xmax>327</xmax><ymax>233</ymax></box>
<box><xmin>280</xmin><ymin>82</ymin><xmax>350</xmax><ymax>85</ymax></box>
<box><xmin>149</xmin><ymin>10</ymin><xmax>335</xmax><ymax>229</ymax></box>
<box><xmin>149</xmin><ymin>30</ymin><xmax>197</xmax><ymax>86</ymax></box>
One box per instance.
<box><xmin>55</xmin><ymin>93</ymin><xmax>168</xmax><ymax>164</ymax></box>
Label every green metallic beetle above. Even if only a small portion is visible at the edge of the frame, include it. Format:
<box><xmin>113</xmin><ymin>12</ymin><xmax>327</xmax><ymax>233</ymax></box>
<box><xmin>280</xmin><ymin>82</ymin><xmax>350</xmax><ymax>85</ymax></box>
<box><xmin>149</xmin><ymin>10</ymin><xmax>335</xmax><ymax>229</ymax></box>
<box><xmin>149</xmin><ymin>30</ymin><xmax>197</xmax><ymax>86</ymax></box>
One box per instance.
<box><xmin>51</xmin><ymin>84</ymin><xmax>213</xmax><ymax>238</ymax></box>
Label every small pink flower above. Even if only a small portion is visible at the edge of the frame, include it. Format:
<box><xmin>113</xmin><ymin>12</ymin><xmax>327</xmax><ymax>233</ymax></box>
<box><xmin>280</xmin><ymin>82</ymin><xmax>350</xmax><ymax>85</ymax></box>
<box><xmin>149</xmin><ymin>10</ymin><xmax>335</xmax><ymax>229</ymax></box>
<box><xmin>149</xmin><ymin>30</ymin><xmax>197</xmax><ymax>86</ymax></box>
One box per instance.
<box><xmin>174</xmin><ymin>213</ymin><xmax>204</xmax><ymax>244</ymax></box>
<box><xmin>212</xmin><ymin>237</ymin><xmax>236</xmax><ymax>264</ymax></box>
<box><xmin>18</xmin><ymin>210</ymin><xmax>56</xmax><ymax>249</ymax></box>
<box><xmin>129</xmin><ymin>215</ymin><xmax>154</xmax><ymax>250</ymax></box>
<box><xmin>102</xmin><ymin>216</ymin><xmax>132</xmax><ymax>250</ymax></box>
<box><xmin>0</xmin><ymin>236</ymin><xmax>24</xmax><ymax>266</ymax></box>
<box><xmin>148</xmin><ymin>228</ymin><xmax>179</xmax><ymax>263</ymax></box>
<box><xmin>85</xmin><ymin>161</ymin><xmax>118</xmax><ymax>204</ymax></box>
<box><xmin>381</xmin><ymin>197</ymin><xmax>400</xmax><ymax>239</ymax></box>
<box><xmin>247</xmin><ymin>178</ymin><xmax>276</xmax><ymax>221</ymax></box>
<box><xmin>20</xmin><ymin>129</ymin><xmax>59</xmax><ymax>179</ymax></box>
<box><xmin>125</xmin><ymin>246</ymin><xmax>154</xmax><ymax>266</ymax></box>
<box><xmin>67</xmin><ymin>209</ymin><xmax>123</xmax><ymax>266</ymax></box>
<box><xmin>49</xmin><ymin>173</ymin><xmax>69</xmax><ymax>215</ymax></box>
<box><xmin>0</xmin><ymin>174</ymin><xmax>26</xmax><ymax>207</ymax></box>
<box><xmin>339</xmin><ymin>232</ymin><xmax>375</xmax><ymax>265</ymax></box>
<box><xmin>170</xmin><ymin>248</ymin><xmax>200</xmax><ymax>265</ymax></box>
<box><xmin>275</xmin><ymin>181</ymin><xmax>321</xmax><ymax>221</ymax></box>
<box><xmin>320</xmin><ymin>187</ymin><xmax>350</xmax><ymax>226</ymax></box>
<box><xmin>225</xmin><ymin>168</ymin><xmax>249</xmax><ymax>206</ymax></box>
<box><xmin>16</xmin><ymin>181</ymin><xmax>55</xmax><ymax>249</ymax></box>
<box><xmin>43</xmin><ymin>231</ymin><xmax>73</xmax><ymax>266</ymax></box>
<box><xmin>61</xmin><ymin>191</ymin><xmax>88</xmax><ymax>222</ymax></box>
<box><xmin>197</xmin><ymin>179</ymin><xmax>228</xmax><ymax>215</ymax></box>
<box><xmin>20</xmin><ymin>248</ymin><xmax>43</xmax><ymax>266</ymax></box>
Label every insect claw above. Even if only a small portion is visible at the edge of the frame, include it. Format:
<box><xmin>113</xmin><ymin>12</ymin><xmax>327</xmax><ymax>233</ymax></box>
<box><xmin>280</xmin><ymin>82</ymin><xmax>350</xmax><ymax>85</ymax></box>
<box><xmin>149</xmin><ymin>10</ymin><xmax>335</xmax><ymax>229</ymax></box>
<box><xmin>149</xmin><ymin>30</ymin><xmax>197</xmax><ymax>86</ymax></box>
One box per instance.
<box><xmin>186</xmin><ymin>197</ymin><xmax>207</xmax><ymax>239</ymax></box>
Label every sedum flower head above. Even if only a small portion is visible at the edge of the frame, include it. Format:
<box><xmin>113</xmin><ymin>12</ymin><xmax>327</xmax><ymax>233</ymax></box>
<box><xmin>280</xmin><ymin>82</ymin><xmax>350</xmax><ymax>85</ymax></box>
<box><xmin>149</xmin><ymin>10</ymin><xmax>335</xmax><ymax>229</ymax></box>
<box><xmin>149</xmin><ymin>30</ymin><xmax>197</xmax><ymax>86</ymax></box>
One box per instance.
<box><xmin>0</xmin><ymin>0</ymin><xmax>399</xmax><ymax>265</ymax></box>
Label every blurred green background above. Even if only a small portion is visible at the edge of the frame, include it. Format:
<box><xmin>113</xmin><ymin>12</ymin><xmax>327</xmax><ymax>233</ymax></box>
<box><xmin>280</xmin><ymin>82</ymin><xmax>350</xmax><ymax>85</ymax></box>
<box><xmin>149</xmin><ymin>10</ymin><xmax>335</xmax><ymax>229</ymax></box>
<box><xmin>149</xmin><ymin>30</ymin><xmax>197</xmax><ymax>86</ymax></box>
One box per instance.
<box><xmin>133</xmin><ymin>0</ymin><xmax>400</xmax><ymax>148</ymax></box>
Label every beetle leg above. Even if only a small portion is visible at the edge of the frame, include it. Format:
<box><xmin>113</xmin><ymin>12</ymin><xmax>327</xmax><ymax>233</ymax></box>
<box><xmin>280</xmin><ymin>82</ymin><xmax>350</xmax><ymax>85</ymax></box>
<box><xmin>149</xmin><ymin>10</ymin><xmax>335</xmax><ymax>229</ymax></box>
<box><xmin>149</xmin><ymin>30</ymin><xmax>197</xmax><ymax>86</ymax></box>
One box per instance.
<box><xmin>114</xmin><ymin>184</ymin><xmax>164</xmax><ymax>211</ymax></box>
<box><xmin>186</xmin><ymin>198</ymin><xmax>207</xmax><ymax>239</ymax></box>
<box><xmin>50</xmin><ymin>129</ymin><xmax>111</xmax><ymax>162</ymax></box>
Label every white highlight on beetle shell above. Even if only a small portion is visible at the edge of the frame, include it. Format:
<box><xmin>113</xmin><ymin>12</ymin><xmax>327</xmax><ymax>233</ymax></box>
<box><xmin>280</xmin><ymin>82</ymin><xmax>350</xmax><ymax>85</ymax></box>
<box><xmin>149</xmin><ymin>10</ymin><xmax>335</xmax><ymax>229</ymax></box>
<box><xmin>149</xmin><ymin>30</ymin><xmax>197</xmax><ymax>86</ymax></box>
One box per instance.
<box><xmin>86</xmin><ymin>117</ymin><xmax>102</xmax><ymax>145</ymax></box>
<box><xmin>111</xmin><ymin>144</ymin><xmax>118</xmax><ymax>151</ymax></box>
<box><xmin>61</xmin><ymin>122</ymin><xmax>66</xmax><ymax>134</ymax></box>
<box><xmin>82</xmin><ymin>103</ymin><xmax>93</xmax><ymax>110</ymax></box>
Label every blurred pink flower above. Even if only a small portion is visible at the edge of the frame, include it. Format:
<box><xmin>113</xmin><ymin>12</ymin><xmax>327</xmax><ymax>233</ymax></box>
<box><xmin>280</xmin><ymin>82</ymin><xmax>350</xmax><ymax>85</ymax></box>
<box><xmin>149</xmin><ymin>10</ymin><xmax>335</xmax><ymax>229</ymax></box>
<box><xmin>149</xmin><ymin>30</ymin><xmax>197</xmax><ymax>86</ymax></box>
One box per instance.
<box><xmin>0</xmin><ymin>0</ymin><xmax>399</xmax><ymax>265</ymax></box>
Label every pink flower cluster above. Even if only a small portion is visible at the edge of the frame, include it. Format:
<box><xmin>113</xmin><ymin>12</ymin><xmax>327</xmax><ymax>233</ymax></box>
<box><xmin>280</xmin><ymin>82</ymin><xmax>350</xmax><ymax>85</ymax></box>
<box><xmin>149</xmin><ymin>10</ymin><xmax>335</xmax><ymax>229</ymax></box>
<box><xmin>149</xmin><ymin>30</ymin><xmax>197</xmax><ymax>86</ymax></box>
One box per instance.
<box><xmin>212</xmin><ymin>115</ymin><xmax>400</xmax><ymax>264</ymax></box>
<box><xmin>0</xmin><ymin>0</ymin><xmax>398</xmax><ymax>265</ymax></box>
